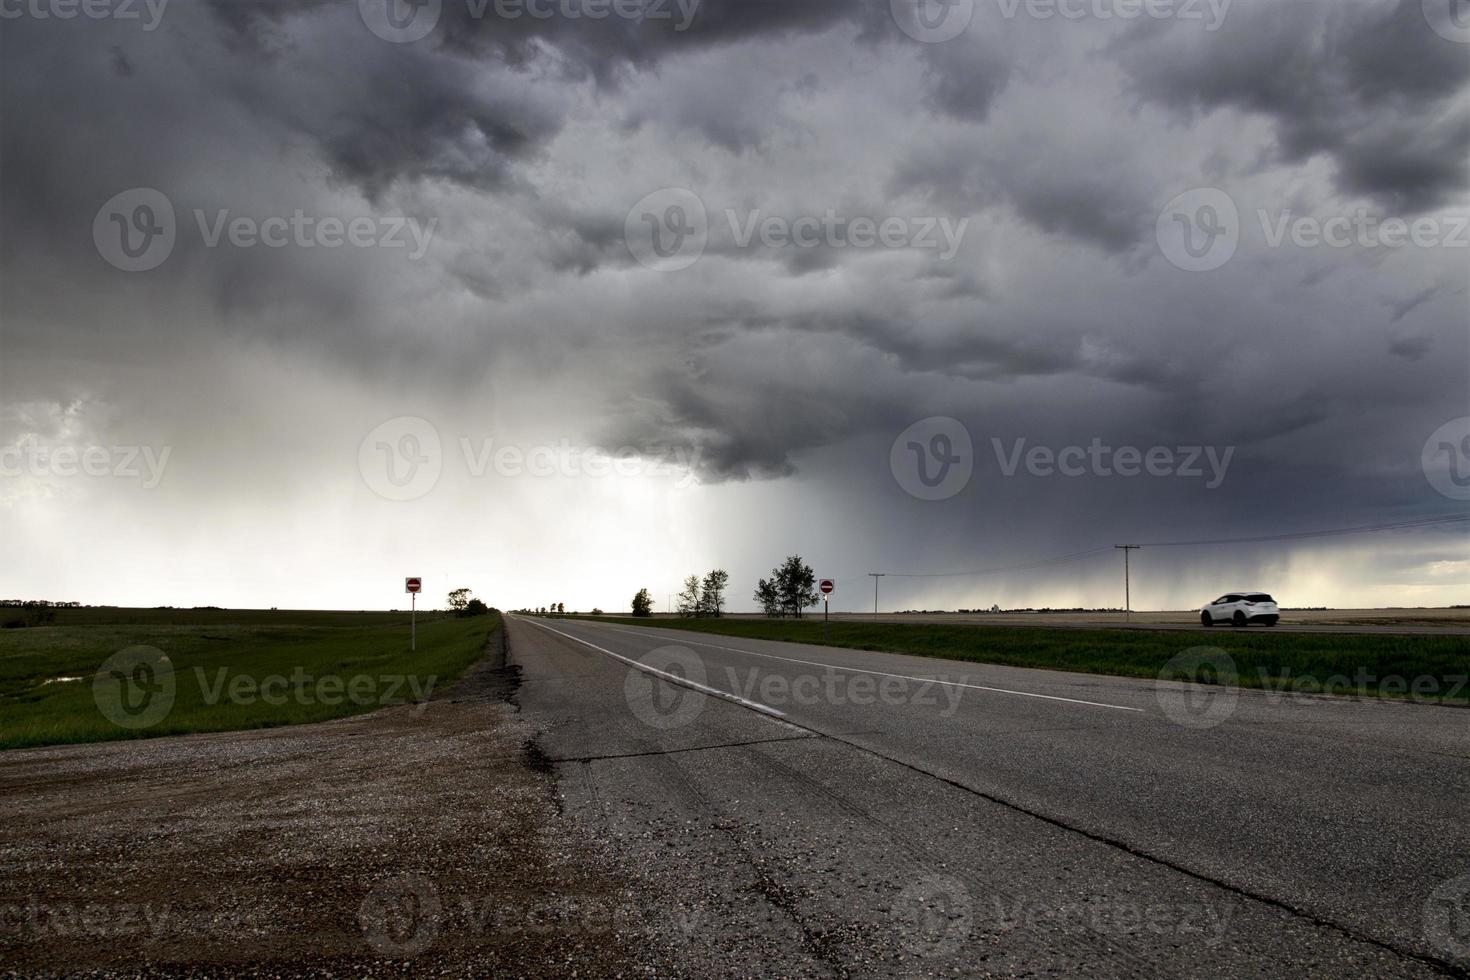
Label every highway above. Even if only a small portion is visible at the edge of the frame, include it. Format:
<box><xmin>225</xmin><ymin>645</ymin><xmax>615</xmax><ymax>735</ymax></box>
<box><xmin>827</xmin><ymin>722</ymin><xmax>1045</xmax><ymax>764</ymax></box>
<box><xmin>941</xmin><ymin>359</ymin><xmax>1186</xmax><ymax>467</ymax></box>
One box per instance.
<box><xmin>509</xmin><ymin>614</ymin><xmax>1470</xmax><ymax>978</ymax></box>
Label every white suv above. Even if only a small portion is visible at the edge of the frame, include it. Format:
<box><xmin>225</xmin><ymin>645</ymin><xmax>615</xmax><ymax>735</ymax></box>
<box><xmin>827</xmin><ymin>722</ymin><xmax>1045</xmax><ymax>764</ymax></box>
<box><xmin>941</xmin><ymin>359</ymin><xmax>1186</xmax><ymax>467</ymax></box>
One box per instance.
<box><xmin>1201</xmin><ymin>593</ymin><xmax>1280</xmax><ymax>627</ymax></box>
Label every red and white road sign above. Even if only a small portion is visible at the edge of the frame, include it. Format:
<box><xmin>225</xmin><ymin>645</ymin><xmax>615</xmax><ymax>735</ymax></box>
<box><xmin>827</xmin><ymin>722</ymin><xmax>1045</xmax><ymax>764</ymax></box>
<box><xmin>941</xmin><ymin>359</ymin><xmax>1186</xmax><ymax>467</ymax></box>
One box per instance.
<box><xmin>819</xmin><ymin>579</ymin><xmax>835</xmax><ymax>595</ymax></box>
<box><xmin>405</xmin><ymin>577</ymin><xmax>422</xmax><ymax>594</ymax></box>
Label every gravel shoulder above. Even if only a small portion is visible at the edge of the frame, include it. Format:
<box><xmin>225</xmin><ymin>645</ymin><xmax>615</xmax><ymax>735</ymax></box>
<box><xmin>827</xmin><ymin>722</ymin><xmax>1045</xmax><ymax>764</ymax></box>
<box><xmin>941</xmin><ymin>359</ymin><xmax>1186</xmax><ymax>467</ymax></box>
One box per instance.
<box><xmin>0</xmin><ymin>630</ymin><xmax>671</xmax><ymax>977</ymax></box>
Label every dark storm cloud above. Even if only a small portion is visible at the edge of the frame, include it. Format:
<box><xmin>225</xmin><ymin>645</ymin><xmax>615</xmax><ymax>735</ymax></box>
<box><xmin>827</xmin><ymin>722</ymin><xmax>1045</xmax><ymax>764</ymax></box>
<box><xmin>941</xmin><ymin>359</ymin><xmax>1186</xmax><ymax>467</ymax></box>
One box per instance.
<box><xmin>1110</xmin><ymin>0</ymin><xmax>1470</xmax><ymax>214</ymax></box>
<box><xmin>2</xmin><ymin>0</ymin><xmax>1465</xmax><ymax>612</ymax></box>
<box><xmin>889</xmin><ymin>136</ymin><xmax>1152</xmax><ymax>252</ymax></box>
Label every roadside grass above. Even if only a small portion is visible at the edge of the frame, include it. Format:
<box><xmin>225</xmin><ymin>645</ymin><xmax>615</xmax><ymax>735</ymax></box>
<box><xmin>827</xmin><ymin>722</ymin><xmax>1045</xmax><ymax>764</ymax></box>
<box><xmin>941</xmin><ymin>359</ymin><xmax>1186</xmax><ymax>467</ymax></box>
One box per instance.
<box><xmin>572</xmin><ymin>616</ymin><xmax>1470</xmax><ymax>704</ymax></box>
<box><xmin>0</xmin><ymin>611</ymin><xmax>497</xmax><ymax>751</ymax></box>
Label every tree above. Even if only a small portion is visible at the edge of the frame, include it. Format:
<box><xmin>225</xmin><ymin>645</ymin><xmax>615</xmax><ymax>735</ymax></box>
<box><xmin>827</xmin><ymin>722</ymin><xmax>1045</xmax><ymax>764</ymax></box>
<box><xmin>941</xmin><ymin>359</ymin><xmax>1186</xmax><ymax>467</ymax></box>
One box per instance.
<box><xmin>447</xmin><ymin>588</ymin><xmax>472</xmax><ymax>612</ymax></box>
<box><xmin>773</xmin><ymin>555</ymin><xmax>820</xmax><ymax>619</ymax></box>
<box><xmin>631</xmin><ymin>588</ymin><xmax>654</xmax><ymax>617</ymax></box>
<box><xmin>677</xmin><ymin>575</ymin><xmax>703</xmax><ymax>617</ymax></box>
<box><xmin>701</xmin><ymin>569</ymin><xmax>729</xmax><ymax>618</ymax></box>
<box><xmin>557</xmin><ymin>602</ymin><xmax>565</xmax><ymax>615</ymax></box>
<box><xmin>462</xmin><ymin>598</ymin><xmax>488</xmax><ymax>616</ymax></box>
<box><xmin>753</xmin><ymin>578</ymin><xmax>782</xmax><ymax>618</ymax></box>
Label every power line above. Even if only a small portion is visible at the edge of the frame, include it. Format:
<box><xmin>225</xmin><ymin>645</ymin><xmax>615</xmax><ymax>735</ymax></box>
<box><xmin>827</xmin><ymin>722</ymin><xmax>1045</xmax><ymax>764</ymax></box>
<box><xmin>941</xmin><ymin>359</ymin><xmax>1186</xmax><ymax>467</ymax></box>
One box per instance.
<box><xmin>872</xmin><ymin>513</ymin><xmax>1467</xmax><ymax>581</ymax></box>
<box><xmin>1134</xmin><ymin>513</ymin><xmax>1470</xmax><ymax>549</ymax></box>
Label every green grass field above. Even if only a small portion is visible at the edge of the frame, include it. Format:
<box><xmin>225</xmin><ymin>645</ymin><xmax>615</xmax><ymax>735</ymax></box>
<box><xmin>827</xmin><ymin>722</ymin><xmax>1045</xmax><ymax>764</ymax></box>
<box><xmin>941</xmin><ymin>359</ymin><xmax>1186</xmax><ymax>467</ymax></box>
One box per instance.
<box><xmin>0</xmin><ymin>609</ymin><xmax>497</xmax><ymax>751</ymax></box>
<box><xmin>576</xmin><ymin>616</ymin><xmax>1470</xmax><ymax>704</ymax></box>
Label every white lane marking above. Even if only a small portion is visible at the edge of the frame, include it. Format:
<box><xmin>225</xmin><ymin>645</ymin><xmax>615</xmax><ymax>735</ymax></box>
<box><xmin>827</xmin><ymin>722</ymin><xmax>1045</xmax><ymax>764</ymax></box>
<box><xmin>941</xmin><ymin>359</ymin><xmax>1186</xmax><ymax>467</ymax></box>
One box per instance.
<box><xmin>594</xmin><ymin>623</ymin><xmax>1145</xmax><ymax>714</ymax></box>
<box><xmin>526</xmin><ymin>619</ymin><xmax>789</xmax><ymax>720</ymax></box>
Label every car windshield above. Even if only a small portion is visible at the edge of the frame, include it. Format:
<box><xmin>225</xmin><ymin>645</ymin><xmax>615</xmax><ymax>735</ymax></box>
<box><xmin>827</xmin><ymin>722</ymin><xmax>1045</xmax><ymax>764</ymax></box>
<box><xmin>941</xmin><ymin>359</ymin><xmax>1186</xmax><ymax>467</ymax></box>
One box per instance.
<box><xmin>1247</xmin><ymin>594</ymin><xmax>1275</xmax><ymax>603</ymax></box>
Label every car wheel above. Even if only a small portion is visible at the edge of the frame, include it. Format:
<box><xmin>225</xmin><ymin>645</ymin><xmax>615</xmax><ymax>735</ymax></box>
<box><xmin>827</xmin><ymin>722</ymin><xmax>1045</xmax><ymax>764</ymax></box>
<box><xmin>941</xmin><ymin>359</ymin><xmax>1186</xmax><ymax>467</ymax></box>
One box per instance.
<box><xmin>1201</xmin><ymin>612</ymin><xmax>1213</xmax><ymax>627</ymax></box>
<box><xmin>1232</xmin><ymin>611</ymin><xmax>1246</xmax><ymax>627</ymax></box>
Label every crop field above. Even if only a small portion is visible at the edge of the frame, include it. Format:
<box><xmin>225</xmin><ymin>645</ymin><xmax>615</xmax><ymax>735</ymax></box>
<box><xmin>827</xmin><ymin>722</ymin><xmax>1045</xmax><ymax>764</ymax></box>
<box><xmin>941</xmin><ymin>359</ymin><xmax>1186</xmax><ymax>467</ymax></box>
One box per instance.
<box><xmin>578</xmin><ymin>615</ymin><xmax>1470</xmax><ymax>704</ymax></box>
<box><xmin>0</xmin><ymin>608</ymin><xmax>496</xmax><ymax>750</ymax></box>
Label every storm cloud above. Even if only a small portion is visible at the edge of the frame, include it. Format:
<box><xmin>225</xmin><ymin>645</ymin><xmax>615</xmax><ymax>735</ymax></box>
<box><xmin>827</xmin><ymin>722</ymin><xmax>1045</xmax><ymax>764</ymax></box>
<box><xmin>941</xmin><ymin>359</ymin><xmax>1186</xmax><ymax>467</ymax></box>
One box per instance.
<box><xmin>0</xmin><ymin>0</ymin><xmax>1465</xmax><ymax>611</ymax></box>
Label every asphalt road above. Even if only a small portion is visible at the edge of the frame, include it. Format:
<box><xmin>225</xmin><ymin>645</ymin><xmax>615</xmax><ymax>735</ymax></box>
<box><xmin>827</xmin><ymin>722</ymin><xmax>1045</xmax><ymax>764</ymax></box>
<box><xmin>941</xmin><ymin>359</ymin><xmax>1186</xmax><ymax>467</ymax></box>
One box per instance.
<box><xmin>508</xmin><ymin>614</ymin><xmax>1470</xmax><ymax>978</ymax></box>
<box><xmin>718</xmin><ymin>612</ymin><xmax>1470</xmax><ymax>637</ymax></box>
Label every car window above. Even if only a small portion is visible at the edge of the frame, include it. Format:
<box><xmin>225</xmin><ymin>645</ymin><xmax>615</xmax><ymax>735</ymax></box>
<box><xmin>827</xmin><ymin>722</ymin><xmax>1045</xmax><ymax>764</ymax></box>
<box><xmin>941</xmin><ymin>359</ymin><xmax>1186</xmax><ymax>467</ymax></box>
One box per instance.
<box><xmin>1247</xmin><ymin>593</ymin><xmax>1275</xmax><ymax>603</ymax></box>
<box><xmin>1224</xmin><ymin>595</ymin><xmax>1243</xmax><ymax>602</ymax></box>
<box><xmin>1212</xmin><ymin>596</ymin><xmax>1232</xmax><ymax>605</ymax></box>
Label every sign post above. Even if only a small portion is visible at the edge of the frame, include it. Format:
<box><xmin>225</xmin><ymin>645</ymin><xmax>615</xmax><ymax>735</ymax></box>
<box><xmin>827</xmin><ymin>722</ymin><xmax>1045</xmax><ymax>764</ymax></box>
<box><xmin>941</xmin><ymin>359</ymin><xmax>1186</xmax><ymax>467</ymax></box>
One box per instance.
<box><xmin>819</xmin><ymin>579</ymin><xmax>834</xmax><ymax>643</ymax></box>
<box><xmin>405</xmin><ymin>577</ymin><xmax>423</xmax><ymax>650</ymax></box>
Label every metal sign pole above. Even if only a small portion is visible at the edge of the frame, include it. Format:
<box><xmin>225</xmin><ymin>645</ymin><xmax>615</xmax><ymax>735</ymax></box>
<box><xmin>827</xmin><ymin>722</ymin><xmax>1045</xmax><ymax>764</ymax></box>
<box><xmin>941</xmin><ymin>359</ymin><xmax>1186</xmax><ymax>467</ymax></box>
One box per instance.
<box><xmin>411</xmin><ymin>591</ymin><xmax>416</xmax><ymax>651</ymax></box>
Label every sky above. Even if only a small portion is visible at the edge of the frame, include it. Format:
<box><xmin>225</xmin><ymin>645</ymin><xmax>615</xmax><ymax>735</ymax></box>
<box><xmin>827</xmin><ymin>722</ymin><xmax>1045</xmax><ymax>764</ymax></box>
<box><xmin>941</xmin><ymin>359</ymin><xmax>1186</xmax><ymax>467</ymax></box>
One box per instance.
<box><xmin>1</xmin><ymin>0</ymin><xmax>1467</xmax><ymax>613</ymax></box>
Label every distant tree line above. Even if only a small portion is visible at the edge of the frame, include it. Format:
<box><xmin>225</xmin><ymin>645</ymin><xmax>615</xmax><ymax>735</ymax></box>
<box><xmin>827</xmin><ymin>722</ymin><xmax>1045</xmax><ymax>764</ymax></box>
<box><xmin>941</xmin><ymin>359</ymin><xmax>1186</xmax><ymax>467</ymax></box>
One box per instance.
<box><xmin>446</xmin><ymin>588</ymin><xmax>495</xmax><ymax>617</ymax></box>
<box><xmin>676</xmin><ymin>570</ymin><xmax>730</xmax><ymax>618</ymax></box>
<box><xmin>753</xmin><ymin>555</ymin><xmax>820</xmax><ymax>619</ymax></box>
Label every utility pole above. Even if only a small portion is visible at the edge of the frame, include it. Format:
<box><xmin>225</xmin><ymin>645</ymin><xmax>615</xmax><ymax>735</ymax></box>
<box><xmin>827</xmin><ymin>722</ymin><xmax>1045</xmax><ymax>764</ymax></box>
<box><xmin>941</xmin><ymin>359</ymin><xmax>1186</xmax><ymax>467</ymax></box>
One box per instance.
<box><xmin>868</xmin><ymin>573</ymin><xmax>885</xmax><ymax>621</ymax></box>
<box><xmin>1115</xmin><ymin>546</ymin><xmax>1140</xmax><ymax>622</ymax></box>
